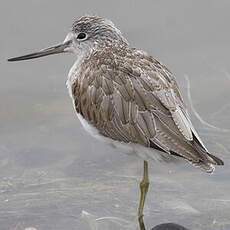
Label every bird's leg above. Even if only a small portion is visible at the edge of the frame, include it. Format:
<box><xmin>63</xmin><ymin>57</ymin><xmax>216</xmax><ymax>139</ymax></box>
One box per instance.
<box><xmin>138</xmin><ymin>160</ymin><xmax>149</xmax><ymax>230</ymax></box>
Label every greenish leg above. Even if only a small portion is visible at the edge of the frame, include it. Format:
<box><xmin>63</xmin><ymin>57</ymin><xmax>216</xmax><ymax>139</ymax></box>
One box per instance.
<box><xmin>138</xmin><ymin>160</ymin><xmax>149</xmax><ymax>230</ymax></box>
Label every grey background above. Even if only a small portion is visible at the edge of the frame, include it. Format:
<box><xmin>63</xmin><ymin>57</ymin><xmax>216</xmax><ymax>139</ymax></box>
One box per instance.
<box><xmin>1</xmin><ymin>0</ymin><xmax>230</xmax><ymax>229</ymax></box>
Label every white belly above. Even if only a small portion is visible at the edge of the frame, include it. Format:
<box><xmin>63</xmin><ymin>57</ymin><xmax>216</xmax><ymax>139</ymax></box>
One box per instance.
<box><xmin>76</xmin><ymin>112</ymin><xmax>104</xmax><ymax>141</ymax></box>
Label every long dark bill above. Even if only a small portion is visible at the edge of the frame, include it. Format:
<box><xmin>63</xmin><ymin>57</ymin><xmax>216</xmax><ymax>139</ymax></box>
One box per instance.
<box><xmin>8</xmin><ymin>40</ymin><xmax>71</xmax><ymax>62</ymax></box>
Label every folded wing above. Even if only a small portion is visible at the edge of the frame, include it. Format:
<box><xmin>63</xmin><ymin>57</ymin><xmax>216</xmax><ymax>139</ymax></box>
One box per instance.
<box><xmin>72</xmin><ymin>49</ymin><xmax>223</xmax><ymax>172</ymax></box>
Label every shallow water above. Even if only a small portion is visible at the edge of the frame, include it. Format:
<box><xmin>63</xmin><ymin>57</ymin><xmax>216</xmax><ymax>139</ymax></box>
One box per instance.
<box><xmin>1</xmin><ymin>1</ymin><xmax>230</xmax><ymax>230</ymax></box>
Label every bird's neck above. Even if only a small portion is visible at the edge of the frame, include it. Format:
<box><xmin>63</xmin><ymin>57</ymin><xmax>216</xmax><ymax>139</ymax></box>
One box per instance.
<box><xmin>66</xmin><ymin>51</ymin><xmax>86</xmax><ymax>96</ymax></box>
<box><xmin>66</xmin><ymin>41</ymin><xmax>129</xmax><ymax>96</ymax></box>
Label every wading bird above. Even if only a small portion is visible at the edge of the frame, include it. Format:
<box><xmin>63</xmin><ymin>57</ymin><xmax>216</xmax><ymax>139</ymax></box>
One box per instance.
<box><xmin>8</xmin><ymin>16</ymin><xmax>224</xmax><ymax>230</ymax></box>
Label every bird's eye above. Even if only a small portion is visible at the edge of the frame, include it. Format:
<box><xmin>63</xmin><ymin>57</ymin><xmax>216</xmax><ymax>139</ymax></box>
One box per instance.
<box><xmin>77</xmin><ymin>32</ymin><xmax>87</xmax><ymax>40</ymax></box>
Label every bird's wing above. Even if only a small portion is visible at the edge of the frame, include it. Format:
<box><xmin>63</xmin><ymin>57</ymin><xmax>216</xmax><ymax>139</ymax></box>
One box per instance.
<box><xmin>72</xmin><ymin>50</ymin><xmax>223</xmax><ymax>171</ymax></box>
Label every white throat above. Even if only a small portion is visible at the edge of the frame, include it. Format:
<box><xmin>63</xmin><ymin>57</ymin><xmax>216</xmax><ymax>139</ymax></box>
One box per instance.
<box><xmin>66</xmin><ymin>51</ymin><xmax>87</xmax><ymax>98</ymax></box>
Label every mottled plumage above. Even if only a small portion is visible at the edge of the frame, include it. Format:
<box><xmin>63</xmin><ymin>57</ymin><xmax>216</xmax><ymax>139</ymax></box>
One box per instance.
<box><xmin>8</xmin><ymin>16</ymin><xmax>224</xmax><ymax>173</ymax></box>
<box><xmin>65</xmin><ymin>16</ymin><xmax>223</xmax><ymax>173</ymax></box>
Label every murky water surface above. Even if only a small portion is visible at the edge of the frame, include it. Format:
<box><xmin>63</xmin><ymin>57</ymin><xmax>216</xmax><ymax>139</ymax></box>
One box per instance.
<box><xmin>1</xmin><ymin>1</ymin><xmax>230</xmax><ymax>229</ymax></box>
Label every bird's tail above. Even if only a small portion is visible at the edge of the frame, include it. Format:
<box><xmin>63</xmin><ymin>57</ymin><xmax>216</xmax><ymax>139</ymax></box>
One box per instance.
<box><xmin>192</xmin><ymin>134</ymin><xmax>224</xmax><ymax>173</ymax></box>
<box><xmin>206</xmin><ymin>152</ymin><xmax>224</xmax><ymax>165</ymax></box>
<box><xmin>191</xmin><ymin>154</ymin><xmax>223</xmax><ymax>173</ymax></box>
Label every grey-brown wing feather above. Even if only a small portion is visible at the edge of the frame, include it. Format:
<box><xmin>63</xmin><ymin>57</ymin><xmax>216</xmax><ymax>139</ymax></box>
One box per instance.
<box><xmin>72</xmin><ymin>48</ymin><xmax>223</xmax><ymax>172</ymax></box>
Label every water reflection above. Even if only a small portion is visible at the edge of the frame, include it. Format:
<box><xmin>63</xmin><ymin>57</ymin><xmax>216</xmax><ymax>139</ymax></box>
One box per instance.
<box><xmin>152</xmin><ymin>223</ymin><xmax>189</xmax><ymax>230</ymax></box>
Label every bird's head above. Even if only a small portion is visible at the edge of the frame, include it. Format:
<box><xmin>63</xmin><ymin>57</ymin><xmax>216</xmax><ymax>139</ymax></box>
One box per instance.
<box><xmin>8</xmin><ymin>16</ymin><xmax>128</xmax><ymax>62</ymax></box>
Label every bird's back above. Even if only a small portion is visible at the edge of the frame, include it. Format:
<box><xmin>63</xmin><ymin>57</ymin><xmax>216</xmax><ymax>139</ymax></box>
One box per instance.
<box><xmin>70</xmin><ymin>43</ymin><xmax>223</xmax><ymax>172</ymax></box>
